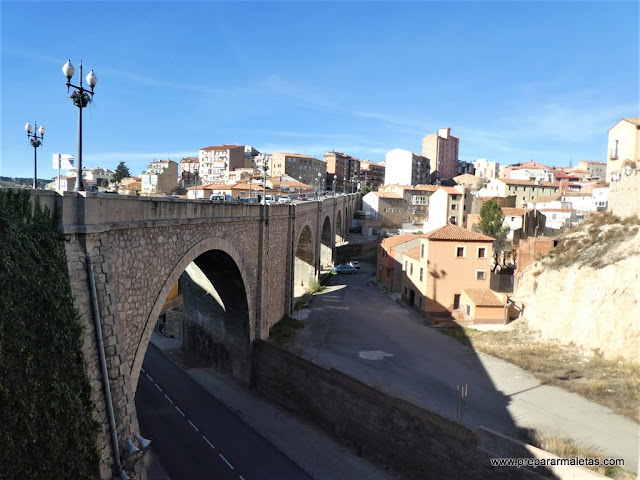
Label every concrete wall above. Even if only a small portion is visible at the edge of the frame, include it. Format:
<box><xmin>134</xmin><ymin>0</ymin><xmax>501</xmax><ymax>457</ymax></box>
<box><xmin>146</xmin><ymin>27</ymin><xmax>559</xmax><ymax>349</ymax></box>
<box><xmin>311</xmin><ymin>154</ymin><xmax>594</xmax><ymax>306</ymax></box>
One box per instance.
<box><xmin>253</xmin><ymin>340</ymin><xmax>541</xmax><ymax>480</ymax></box>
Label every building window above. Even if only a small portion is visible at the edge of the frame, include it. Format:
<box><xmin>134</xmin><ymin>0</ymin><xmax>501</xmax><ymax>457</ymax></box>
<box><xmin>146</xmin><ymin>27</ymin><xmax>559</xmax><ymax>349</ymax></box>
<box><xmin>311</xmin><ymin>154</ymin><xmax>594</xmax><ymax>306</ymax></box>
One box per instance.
<box><xmin>451</xmin><ymin>204</ymin><xmax>458</xmax><ymax>210</ymax></box>
<box><xmin>405</xmin><ymin>261</ymin><xmax>407</xmax><ymax>271</ymax></box>
<box><xmin>420</xmin><ymin>244</ymin><xmax>424</xmax><ymax>258</ymax></box>
<box><xmin>466</xmin><ymin>304</ymin><xmax>471</xmax><ymax>316</ymax></box>
<box><xmin>476</xmin><ymin>270</ymin><xmax>487</xmax><ymax>280</ymax></box>
<box><xmin>478</xmin><ymin>247</ymin><xmax>486</xmax><ymax>258</ymax></box>
<box><xmin>410</xmin><ymin>263</ymin><xmax>414</xmax><ymax>275</ymax></box>
<box><xmin>456</xmin><ymin>246</ymin><xmax>465</xmax><ymax>258</ymax></box>
<box><xmin>453</xmin><ymin>294</ymin><xmax>460</xmax><ymax>309</ymax></box>
<box><xmin>420</xmin><ymin>268</ymin><xmax>423</xmax><ymax>281</ymax></box>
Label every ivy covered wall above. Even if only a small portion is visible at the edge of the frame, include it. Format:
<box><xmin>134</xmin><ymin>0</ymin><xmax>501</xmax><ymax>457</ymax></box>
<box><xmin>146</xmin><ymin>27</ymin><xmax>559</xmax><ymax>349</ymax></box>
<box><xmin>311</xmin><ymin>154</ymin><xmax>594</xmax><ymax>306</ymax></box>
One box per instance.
<box><xmin>0</xmin><ymin>189</ymin><xmax>99</xmax><ymax>479</ymax></box>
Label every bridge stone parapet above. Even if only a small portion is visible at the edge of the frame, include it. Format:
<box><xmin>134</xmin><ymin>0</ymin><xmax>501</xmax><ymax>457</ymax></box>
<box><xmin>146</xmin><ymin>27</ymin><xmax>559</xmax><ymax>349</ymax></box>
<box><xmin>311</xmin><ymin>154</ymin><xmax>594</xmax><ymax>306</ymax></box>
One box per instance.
<box><xmin>27</xmin><ymin>189</ymin><xmax>357</xmax><ymax>478</ymax></box>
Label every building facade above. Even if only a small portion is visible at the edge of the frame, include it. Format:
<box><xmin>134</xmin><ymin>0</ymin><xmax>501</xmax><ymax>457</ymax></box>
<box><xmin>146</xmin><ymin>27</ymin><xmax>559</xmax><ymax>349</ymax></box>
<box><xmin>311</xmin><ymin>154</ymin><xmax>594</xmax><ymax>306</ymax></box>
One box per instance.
<box><xmin>198</xmin><ymin>145</ymin><xmax>245</xmax><ymax>183</ymax></box>
<box><xmin>271</xmin><ymin>152</ymin><xmax>327</xmax><ymax>189</ymax></box>
<box><xmin>606</xmin><ymin>116</ymin><xmax>640</xmax><ymax>181</ymax></box>
<box><xmin>400</xmin><ymin>224</ymin><xmax>495</xmax><ymax>316</ymax></box>
<box><xmin>478</xmin><ymin>178</ymin><xmax>560</xmax><ymax>208</ymax></box>
<box><xmin>359</xmin><ymin>160</ymin><xmax>386</xmax><ymax>190</ymax></box>
<box><xmin>474</xmin><ymin>158</ymin><xmax>499</xmax><ymax>180</ymax></box>
<box><xmin>140</xmin><ymin>160</ymin><xmax>179</xmax><ymax>195</ymax></box>
<box><xmin>324</xmin><ymin>151</ymin><xmax>361</xmax><ymax>192</ymax></box>
<box><xmin>422</xmin><ymin>127</ymin><xmax>459</xmax><ymax>180</ymax></box>
<box><xmin>384</xmin><ymin>149</ymin><xmax>430</xmax><ymax>187</ymax></box>
<box><xmin>180</xmin><ymin>157</ymin><xmax>200</xmax><ymax>187</ymax></box>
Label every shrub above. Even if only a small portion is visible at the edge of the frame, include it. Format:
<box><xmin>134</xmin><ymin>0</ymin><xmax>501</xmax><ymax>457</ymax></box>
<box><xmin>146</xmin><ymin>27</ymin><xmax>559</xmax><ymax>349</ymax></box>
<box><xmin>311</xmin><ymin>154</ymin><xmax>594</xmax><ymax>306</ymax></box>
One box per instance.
<box><xmin>0</xmin><ymin>189</ymin><xmax>99</xmax><ymax>478</ymax></box>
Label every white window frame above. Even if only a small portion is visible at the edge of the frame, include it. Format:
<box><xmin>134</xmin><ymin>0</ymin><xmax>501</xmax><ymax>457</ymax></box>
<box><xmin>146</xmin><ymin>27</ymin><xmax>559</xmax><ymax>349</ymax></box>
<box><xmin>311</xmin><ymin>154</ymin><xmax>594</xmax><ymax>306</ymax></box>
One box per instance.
<box><xmin>456</xmin><ymin>246</ymin><xmax>466</xmax><ymax>258</ymax></box>
<box><xmin>476</xmin><ymin>270</ymin><xmax>487</xmax><ymax>280</ymax></box>
<box><xmin>477</xmin><ymin>247</ymin><xmax>486</xmax><ymax>258</ymax></box>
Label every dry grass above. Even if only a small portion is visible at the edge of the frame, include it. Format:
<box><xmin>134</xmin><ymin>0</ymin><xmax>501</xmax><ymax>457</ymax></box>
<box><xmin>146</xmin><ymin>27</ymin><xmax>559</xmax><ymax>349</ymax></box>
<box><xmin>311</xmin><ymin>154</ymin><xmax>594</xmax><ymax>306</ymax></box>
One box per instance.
<box><xmin>542</xmin><ymin>212</ymin><xmax>640</xmax><ymax>270</ymax></box>
<box><xmin>438</xmin><ymin>323</ymin><xmax>640</xmax><ymax>423</ymax></box>
<box><xmin>521</xmin><ymin>430</ymin><xmax>636</xmax><ymax>479</ymax></box>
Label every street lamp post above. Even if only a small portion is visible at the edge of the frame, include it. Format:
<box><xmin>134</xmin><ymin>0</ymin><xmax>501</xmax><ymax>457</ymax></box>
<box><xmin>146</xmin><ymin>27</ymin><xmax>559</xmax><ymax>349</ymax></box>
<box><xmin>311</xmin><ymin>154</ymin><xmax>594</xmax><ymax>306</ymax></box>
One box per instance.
<box><xmin>260</xmin><ymin>155</ymin><xmax>269</xmax><ymax>204</ymax></box>
<box><xmin>62</xmin><ymin>60</ymin><xmax>98</xmax><ymax>192</ymax></box>
<box><xmin>316</xmin><ymin>172</ymin><xmax>321</xmax><ymax>198</ymax></box>
<box><xmin>351</xmin><ymin>176</ymin><xmax>356</xmax><ymax>194</ymax></box>
<box><xmin>343</xmin><ymin>176</ymin><xmax>346</xmax><ymax>194</ymax></box>
<box><xmin>24</xmin><ymin>122</ymin><xmax>45</xmax><ymax>189</ymax></box>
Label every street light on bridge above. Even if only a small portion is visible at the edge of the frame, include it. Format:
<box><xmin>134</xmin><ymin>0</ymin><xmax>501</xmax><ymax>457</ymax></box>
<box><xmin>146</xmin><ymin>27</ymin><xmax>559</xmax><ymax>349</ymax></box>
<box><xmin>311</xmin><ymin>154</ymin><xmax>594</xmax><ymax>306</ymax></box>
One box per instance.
<box><xmin>62</xmin><ymin>59</ymin><xmax>98</xmax><ymax>192</ymax></box>
<box><xmin>24</xmin><ymin>122</ymin><xmax>45</xmax><ymax>189</ymax></box>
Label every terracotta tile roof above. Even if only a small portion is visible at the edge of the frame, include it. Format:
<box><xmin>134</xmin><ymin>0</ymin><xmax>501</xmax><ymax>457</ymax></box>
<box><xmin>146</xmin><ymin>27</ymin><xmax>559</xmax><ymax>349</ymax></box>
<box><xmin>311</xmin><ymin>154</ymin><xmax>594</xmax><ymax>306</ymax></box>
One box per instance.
<box><xmin>530</xmin><ymin>195</ymin><xmax>561</xmax><ymax>203</ymax></box>
<box><xmin>463</xmin><ymin>288</ymin><xmax>504</xmax><ymax>307</ymax></box>
<box><xmin>414</xmin><ymin>184</ymin><xmax>439</xmax><ymax>191</ymax></box>
<box><xmin>439</xmin><ymin>186</ymin><xmax>462</xmax><ymax>195</ymax></box>
<box><xmin>200</xmin><ymin>144</ymin><xmax>245</xmax><ymax>151</ymax></box>
<box><xmin>373</xmin><ymin>192</ymin><xmax>403</xmax><ymax>199</ymax></box>
<box><xmin>424</xmin><ymin>224</ymin><xmax>494</xmax><ymax>242</ymax></box>
<box><xmin>381</xmin><ymin>234</ymin><xmax>422</xmax><ymax>248</ymax></box>
<box><xmin>623</xmin><ymin>116</ymin><xmax>640</xmax><ymax>126</ymax></box>
<box><xmin>501</xmin><ymin>207</ymin><xmax>532</xmax><ymax>216</ymax></box>
<box><xmin>181</xmin><ymin>157</ymin><xmax>199</xmax><ymax>163</ymax></box>
<box><xmin>403</xmin><ymin>246</ymin><xmax>421</xmax><ymax>260</ymax></box>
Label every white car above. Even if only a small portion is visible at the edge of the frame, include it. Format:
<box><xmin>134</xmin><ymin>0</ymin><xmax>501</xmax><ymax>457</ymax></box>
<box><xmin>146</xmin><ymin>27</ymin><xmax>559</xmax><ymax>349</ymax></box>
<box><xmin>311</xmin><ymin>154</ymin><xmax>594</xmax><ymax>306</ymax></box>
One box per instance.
<box><xmin>278</xmin><ymin>196</ymin><xmax>292</xmax><ymax>204</ymax></box>
<box><xmin>349</xmin><ymin>261</ymin><xmax>361</xmax><ymax>270</ymax></box>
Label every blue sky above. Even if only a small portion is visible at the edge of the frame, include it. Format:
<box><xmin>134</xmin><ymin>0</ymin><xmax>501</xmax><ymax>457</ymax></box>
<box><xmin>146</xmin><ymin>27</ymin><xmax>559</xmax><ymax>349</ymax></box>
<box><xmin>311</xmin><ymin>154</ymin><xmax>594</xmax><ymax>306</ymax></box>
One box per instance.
<box><xmin>1</xmin><ymin>1</ymin><xmax>638</xmax><ymax>179</ymax></box>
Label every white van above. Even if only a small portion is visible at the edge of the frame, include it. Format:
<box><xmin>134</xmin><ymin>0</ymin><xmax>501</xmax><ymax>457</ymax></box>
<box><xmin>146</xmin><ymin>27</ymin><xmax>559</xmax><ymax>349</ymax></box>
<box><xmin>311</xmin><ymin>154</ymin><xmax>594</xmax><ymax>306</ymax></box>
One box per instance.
<box><xmin>210</xmin><ymin>193</ymin><xmax>234</xmax><ymax>202</ymax></box>
<box><xmin>263</xmin><ymin>195</ymin><xmax>277</xmax><ymax>205</ymax></box>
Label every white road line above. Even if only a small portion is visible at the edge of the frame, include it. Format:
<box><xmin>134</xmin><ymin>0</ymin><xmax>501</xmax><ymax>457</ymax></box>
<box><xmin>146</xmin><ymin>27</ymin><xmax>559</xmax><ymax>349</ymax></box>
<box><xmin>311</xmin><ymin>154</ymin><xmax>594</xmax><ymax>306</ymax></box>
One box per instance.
<box><xmin>175</xmin><ymin>406</ymin><xmax>185</xmax><ymax>417</ymax></box>
<box><xmin>155</xmin><ymin>383</ymin><xmax>162</xmax><ymax>392</ymax></box>
<box><xmin>239</xmin><ymin>476</ymin><xmax>246</xmax><ymax>480</ymax></box>
<box><xmin>202</xmin><ymin>435</ymin><xmax>215</xmax><ymax>450</ymax></box>
<box><xmin>141</xmin><ymin>367</ymin><xmax>145</xmax><ymax>373</ymax></box>
<box><xmin>164</xmin><ymin>394</ymin><xmax>173</xmax><ymax>404</ymax></box>
<box><xmin>219</xmin><ymin>454</ymin><xmax>234</xmax><ymax>470</ymax></box>
<box><xmin>188</xmin><ymin>420</ymin><xmax>199</xmax><ymax>432</ymax></box>
<box><xmin>146</xmin><ymin>373</ymin><xmax>153</xmax><ymax>382</ymax></box>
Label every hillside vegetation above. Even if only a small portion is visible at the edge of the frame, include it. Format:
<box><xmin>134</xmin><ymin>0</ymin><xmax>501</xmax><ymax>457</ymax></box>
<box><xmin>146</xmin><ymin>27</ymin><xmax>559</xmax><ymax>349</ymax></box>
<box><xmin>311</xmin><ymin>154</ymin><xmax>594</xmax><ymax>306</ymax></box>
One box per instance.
<box><xmin>516</xmin><ymin>211</ymin><xmax>640</xmax><ymax>367</ymax></box>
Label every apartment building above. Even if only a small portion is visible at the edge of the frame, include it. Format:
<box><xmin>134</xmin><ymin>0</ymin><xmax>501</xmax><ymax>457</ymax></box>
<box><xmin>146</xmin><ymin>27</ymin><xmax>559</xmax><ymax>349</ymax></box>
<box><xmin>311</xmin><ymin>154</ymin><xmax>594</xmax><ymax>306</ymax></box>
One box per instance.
<box><xmin>324</xmin><ymin>151</ymin><xmax>361</xmax><ymax>192</ymax></box>
<box><xmin>425</xmin><ymin>186</ymin><xmax>472</xmax><ymax>229</ymax></box>
<box><xmin>606</xmin><ymin>116</ymin><xmax>640</xmax><ymax>181</ymax></box>
<box><xmin>380</xmin><ymin>184</ymin><xmax>439</xmax><ymax>228</ymax></box>
<box><xmin>271</xmin><ymin>152</ymin><xmax>327</xmax><ymax>188</ymax></box>
<box><xmin>140</xmin><ymin>160</ymin><xmax>179</xmax><ymax>195</ymax></box>
<box><xmin>474</xmin><ymin>158</ymin><xmax>499</xmax><ymax>180</ymax></box>
<box><xmin>362</xmin><ymin>191</ymin><xmax>405</xmax><ymax>229</ymax></box>
<box><xmin>180</xmin><ymin>156</ymin><xmax>200</xmax><ymax>187</ymax></box>
<box><xmin>384</xmin><ymin>149</ymin><xmax>430</xmax><ymax>186</ymax></box>
<box><xmin>400</xmin><ymin>224</ymin><xmax>495</xmax><ymax>316</ymax></box>
<box><xmin>457</xmin><ymin>160</ymin><xmax>475</xmax><ymax>175</ymax></box>
<box><xmin>422</xmin><ymin>127</ymin><xmax>459</xmax><ymax>180</ymax></box>
<box><xmin>198</xmin><ymin>144</ymin><xmax>245</xmax><ymax>183</ymax></box>
<box><xmin>359</xmin><ymin>160</ymin><xmax>386</xmax><ymax>190</ymax></box>
<box><xmin>478</xmin><ymin>178</ymin><xmax>560</xmax><ymax>208</ymax></box>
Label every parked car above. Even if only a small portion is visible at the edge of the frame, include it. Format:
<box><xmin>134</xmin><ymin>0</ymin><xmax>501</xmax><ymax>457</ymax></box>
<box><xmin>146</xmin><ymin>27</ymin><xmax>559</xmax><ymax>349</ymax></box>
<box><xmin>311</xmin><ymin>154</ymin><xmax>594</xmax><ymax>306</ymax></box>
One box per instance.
<box><xmin>210</xmin><ymin>194</ymin><xmax>234</xmax><ymax>202</ymax></box>
<box><xmin>332</xmin><ymin>264</ymin><xmax>356</xmax><ymax>274</ymax></box>
<box><xmin>297</xmin><ymin>194</ymin><xmax>307</xmax><ymax>201</ymax></box>
<box><xmin>349</xmin><ymin>261</ymin><xmax>361</xmax><ymax>270</ymax></box>
<box><xmin>278</xmin><ymin>196</ymin><xmax>292</xmax><ymax>204</ymax></box>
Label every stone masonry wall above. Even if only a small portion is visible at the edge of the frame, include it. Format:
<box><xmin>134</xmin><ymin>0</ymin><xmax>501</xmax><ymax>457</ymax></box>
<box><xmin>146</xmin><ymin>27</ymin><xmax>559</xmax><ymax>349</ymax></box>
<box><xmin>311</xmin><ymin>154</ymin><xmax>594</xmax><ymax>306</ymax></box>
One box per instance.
<box><xmin>609</xmin><ymin>171</ymin><xmax>640</xmax><ymax>219</ymax></box>
<box><xmin>253</xmin><ymin>340</ymin><xmax>542</xmax><ymax>480</ymax></box>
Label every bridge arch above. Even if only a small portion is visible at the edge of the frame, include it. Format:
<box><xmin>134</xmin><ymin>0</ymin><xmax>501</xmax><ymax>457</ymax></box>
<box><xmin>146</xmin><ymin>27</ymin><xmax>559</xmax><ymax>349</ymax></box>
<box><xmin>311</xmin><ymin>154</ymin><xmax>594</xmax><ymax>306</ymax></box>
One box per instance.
<box><xmin>335</xmin><ymin>210</ymin><xmax>343</xmax><ymax>244</ymax></box>
<box><xmin>294</xmin><ymin>225</ymin><xmax>315</xmax><ymax>289</ymax></box>
<box><xmin>132</xmin><ymin>236</ymin><xmax>254</xmax><ymax>389</ymax></box>
<box><xmin>320</xmin><ymin>215</ymin><xmax>333</xmax><ymax>268</ymax></box>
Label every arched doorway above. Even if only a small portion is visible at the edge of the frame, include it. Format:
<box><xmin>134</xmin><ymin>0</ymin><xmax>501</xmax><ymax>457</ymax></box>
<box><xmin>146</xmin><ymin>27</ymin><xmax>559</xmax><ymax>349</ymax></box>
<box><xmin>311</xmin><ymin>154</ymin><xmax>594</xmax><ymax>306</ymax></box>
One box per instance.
<box><xmin>320</xmin><ymin>216</ymin><xmax>333</xmax><ymax>268</ymax></box>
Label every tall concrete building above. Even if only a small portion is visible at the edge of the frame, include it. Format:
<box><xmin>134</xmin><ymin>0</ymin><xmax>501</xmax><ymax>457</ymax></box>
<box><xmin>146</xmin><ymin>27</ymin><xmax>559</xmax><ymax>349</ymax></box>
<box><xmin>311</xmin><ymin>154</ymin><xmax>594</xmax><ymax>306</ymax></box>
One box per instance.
<box><xmin>474</xmin><ymin>158</ymin><xmax>499</xmax><ymax>180</ymax></box>
<box><xmin>359</xmin><ymin>160</ymin><xmax>386</xmax><ymax>190</ymax></box>
<box><xmin>270</xmin><ymin>152</ymin><xmax>327</xmax><ymax>188</ymax></box>
<box><xmin>198</xmin><ymin>144</ymin><xmax>245</xmax><ymax>183</ymax></box>
<box><xmin>422</xmin><ymin>127</ymin><xmax>459</xmax><ymax>180</ymax></box>
<box><xmin>141</xmin><ymin>160</ymin><xmax>179</xmax><ymax>195</ymax></box>
<box><xmin>324</xmin><ymin>151</ymin><xmax>361</xmax><ymax>193</ymax></box>
<box><xmin>384</xmin><ymin>149</ymin><xmax>430</xmax><ymax>187</ymax></box>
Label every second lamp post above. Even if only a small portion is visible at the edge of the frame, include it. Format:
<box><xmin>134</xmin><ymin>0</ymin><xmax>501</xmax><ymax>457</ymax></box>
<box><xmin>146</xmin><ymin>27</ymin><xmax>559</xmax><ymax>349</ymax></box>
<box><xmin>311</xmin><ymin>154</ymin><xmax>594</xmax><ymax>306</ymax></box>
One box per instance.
<box><xmin>25</xmin><ymin>122</ymin><xmax>45</xmax><ymax>189</ymax></box>
<box><xmin>62</xmin><ymin>59</ymin><xmax>98</xmax><ymax>192</ymax></box>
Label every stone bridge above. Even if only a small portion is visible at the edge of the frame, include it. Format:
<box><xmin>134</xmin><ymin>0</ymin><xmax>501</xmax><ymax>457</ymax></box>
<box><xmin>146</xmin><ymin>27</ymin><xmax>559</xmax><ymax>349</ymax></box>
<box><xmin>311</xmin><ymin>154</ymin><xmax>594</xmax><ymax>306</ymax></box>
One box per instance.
<box><xmin>31</xmin><ymin>190</ymin><xmax>358</xmax><ymax>478</ymax></box>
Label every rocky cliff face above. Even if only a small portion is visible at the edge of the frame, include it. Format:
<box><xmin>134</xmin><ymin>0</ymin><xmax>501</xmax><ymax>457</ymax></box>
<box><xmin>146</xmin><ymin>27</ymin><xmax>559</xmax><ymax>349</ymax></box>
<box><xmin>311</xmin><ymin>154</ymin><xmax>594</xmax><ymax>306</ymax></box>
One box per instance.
<box><xmin>515</xmin><ymin>216</ymin><xmax>640</xmax><ymax>365</ymax></box>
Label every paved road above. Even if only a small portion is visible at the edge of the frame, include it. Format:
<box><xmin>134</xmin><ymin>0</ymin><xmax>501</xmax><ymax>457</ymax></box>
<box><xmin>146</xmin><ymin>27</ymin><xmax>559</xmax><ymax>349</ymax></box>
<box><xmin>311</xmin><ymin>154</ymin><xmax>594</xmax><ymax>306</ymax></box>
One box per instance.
<box><xmin>136</xmin><ymin>344</ymin><xmax>314</xmax><ymax>480</ymax></box>
<box><xmin>292</xmin><ymin>263</ymin><xmax>640</xmax><ymax>474</ymax></box>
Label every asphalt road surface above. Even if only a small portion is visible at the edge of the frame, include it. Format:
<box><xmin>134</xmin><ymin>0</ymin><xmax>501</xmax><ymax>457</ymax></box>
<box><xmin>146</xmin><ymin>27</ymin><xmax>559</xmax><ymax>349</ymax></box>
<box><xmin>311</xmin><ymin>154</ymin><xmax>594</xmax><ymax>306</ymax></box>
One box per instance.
<box><xmin>136</xmin><ymin>344</ymin><xmax>314</xmax><ymax>480</ymax></box>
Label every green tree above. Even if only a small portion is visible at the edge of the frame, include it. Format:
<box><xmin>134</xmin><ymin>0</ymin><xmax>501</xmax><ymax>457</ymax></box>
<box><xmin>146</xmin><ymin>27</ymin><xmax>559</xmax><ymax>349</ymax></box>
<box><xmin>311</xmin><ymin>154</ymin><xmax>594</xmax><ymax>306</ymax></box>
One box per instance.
<box><xmin>473</xmin><ymin>199</ymin><xmax>510</xmax><ymax>271</ymax></box>
<box><xmin>112</xmin><ymin>161</ymin><xmax>131</xmax><ymax>183</ymax></box>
